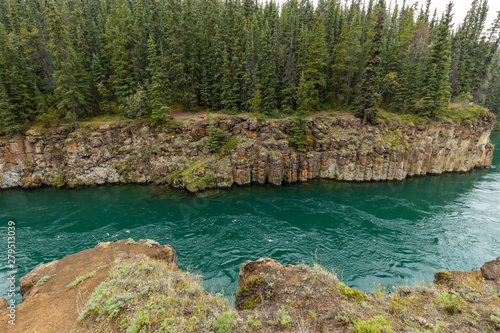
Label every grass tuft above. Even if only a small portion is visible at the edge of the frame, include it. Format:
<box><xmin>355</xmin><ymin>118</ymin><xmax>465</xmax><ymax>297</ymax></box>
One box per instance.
<box><xmin>67</xmin><ymin>272</ymin><xmax>95</xmax><ymax>288</ymax></box>
<box><xmin>36</xmin><ymin>275</ymin><xmax>55</xmax><ymax>287</ymax></box>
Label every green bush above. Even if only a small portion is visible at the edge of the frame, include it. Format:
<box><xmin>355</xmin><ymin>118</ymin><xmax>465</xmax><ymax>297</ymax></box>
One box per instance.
<box><xmin>399</xmin><ymin>113</ymin><xmax>430</xmax><ymax>125</ymax></box>
<box><xmin>223</xmin><ymin>137</ymin><xmax>238</xmax><ymax>151</ymax></box>
<box><xmin>207</xmin><ymin>126</ymin><xmax>229</xmax><ymax>153</ymax></box>
<box><xmin>215</xmin><ymin>311</ymin><xmax>238</xmax><ymax>333</ymax></box>
<box><xmin>435</xmin><ymin>105</ymin><xmax>487</xmax><ymax>124</ymax></box>
<box><xmin>491</xmin><ymin>310</ymin><xmax>500</xmax><ymax>328</ymax></box>
<box><xmin>151</xmin><ymin>106</ymin><xmax>173</xmax><ymax>126</ymax></box>
<box><xmin>277</xmin><ymin>306</ymin><xmax>292</xmax><ymax>327</ymax></box>
<box><xmin>352</xmin><ymin>315</ymin><xmax>392</xmax><ymax>333</ymax></box>
<box><xmin>168</xmin><ymin>170</ymin><xmax>183</xmax><ymax>183</ymax></box>
<box><xmin>438</xmin><ymin>292</ymin><xmax>465</xmax><ymax>314</ymax></box>
<box><xmin>121</xmin><ymin>90</ymin><xmax>148</xmax><ymax>119</ymax></box>
<box><xmin>288</xmin><ymin>116</ymin><xmax>308</xmax><ymax>151</ymax></box>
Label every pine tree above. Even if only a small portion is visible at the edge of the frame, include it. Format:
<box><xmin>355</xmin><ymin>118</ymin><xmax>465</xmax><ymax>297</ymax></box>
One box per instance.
<box><xmin>0</xmin><ymin>22</ymin><xmax>37</xmax><ymax>132</ymax></box>
<box><xmin>180</xmin><ymin>0</ymin><xmax>201</xmax><ymax>110</ymax></box>
<box><xmin>220</xmin><ymin>1</ymin><xmax>247</xmax><ymax>113</ymax></box>
<box><xmin>278</xmin><ymin>0</ymin><xmax>299</xmax><ymax>113</ymax></box>
<box><xmin>0</xmin><ymin>0</ymin><xmax>498</xmax><ymax>130</ymax></box>
<box><xmin>259</xmin><ymin>20</ymin><xmax>277</xmax><ymax>114</ymax></box>
<box><xmin>421</xmin><ymin>2</ymin><xmax>453</xmax><ymax>115</ymax></box>
<box><xmin>250</xmin><ymin>86</ymin><xmax>261</xmax><ymax>113</ymax></box>
<box><xmin>105</xmin><ymin>0</ymin><xmax>138</xmax><ymax>102</ymax></box>
<box><xmin>303</xmin><ymin>12</ymin><xmax>326</xmax><ymax>112</ymax></box>
<box><xmin>47</xmin><ymin>0</ymin><xmax>89</xmax><ymax>127</ymax></box>
<box><xmin>353</xmin><ymin>0</ymin><xmax>385</xmax><ymax>125</ymax></box>
<box><xmin>393</xmin><ymin>6</ymin><xmax>419</xmax><ymax>113</ymax></box>
<box><xmin>200</xmin><ymin>0</ymin><xmax>224</xmax><ymax>110</ymax></box>
<box><xmin>331</xmin><ymin>11</ymin><xmax>362</xmax><ymax>109</ymax></box>
<box><xmin>486</xmin><ymin>50</ymin><xmax>500</xmax><ymax>118</ymax></box>
<box><xmin>147</xmin><ymin>36</ymin><xmax>169</xmax><ymax>119</ymax></box>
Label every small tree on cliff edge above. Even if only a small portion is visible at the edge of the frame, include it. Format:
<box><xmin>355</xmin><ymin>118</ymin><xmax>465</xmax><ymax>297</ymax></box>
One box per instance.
<box><xmin>352</xmin><ymin>0</ymin><xmax>385</xmax><ymax>125</ymax></box>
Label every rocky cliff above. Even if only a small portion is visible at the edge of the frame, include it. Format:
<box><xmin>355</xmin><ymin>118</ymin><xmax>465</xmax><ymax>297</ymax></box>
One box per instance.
<box><xmin>0</xmin><ymin>111</ymin><xmax>495</xmax><ymax>191</ymax></box>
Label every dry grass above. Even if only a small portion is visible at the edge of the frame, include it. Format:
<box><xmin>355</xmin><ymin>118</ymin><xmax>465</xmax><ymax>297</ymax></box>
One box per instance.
<box><xmin>78</xmin><ymin>257</ymin><xmax>500</xmax><ymax>332</ymax></box>
<box><xmin>78</xmin><ymin>258</ymin><xmax>240</xmax><ymax>332</ymax></box>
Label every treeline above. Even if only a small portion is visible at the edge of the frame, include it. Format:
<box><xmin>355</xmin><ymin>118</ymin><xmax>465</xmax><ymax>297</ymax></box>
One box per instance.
<box><xmin>487</xmin><ymin>49</ymin><xmax>500</xmax><ymax>122</ymax></box>
<box><xmin>0</xmin><ymin>0</ymin><xmax>500</xmax><ymax>132</ymax></box>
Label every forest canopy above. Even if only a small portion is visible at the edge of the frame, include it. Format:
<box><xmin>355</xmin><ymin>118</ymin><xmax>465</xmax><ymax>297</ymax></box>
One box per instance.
<box><xmin>0</xmin><ymin>0</ymin><xmax>499</xmax><ymax>132</ymax></box>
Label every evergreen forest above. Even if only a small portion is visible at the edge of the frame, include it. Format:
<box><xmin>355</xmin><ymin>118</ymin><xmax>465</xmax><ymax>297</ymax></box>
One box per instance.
<box><xmin>1</xmin><ymin>0</ymin><xmax>500</xmax><ymax>133</ymax></box>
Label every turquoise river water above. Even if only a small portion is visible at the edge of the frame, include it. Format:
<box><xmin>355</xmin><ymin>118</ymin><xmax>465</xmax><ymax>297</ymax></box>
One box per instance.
<box><xmin>1</xmin><ymin>133</ymin><xmax>500</xmax><ymax>305</ymax></box>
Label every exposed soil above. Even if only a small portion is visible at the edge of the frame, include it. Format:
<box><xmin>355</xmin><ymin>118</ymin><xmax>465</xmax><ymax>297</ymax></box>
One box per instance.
<box><xmin>169</xmin><ymin>108</ymin><xmax>227</xmax><ymax>121</ymax></box>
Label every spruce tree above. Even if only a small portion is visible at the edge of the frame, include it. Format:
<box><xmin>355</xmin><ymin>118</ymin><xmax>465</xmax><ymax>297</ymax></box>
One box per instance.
<box><xmin>47</xmin><ymin>0</ymin><xmax>89</xmax><ymax>127</ymax></box>
<box><xmin>147</xmin><ymin>36</ymin><xmax>169</xmax><ymax>120</ymax></box>
<box><xmin>353</xmin><ymin>0</ymin><xmax>385</xmax><ymax>125</ymax></box>
<box><xmin>0</xmin><ymin>22</ymin><xmax>36</xmax><ymax>132</ymax></box>
<box><xmin>486</xmin><ymin>50</ymin><xmax>500</xmax><ymax>118</ymax></box>
<box><xmin>421</xmin><ymin>2</ymin><xmax>453</xmax><ymax>115</ymax></box>
<box><xmin>259</xmin><ymin>20</ymin><xmax>277</xmax><ymax>114</ymax></box>
<box><xmin>0</xmin><ymin>0</ymin><xmax>498</xmax><ymax>129</ymax></box>
<box><xmin>105</xmin><ymin>0</ymin><xmax>138</xmax><ymax>102</ymax></box>
<box><xmin>331</xmin><ymin>12</ymin><xmax>362</xmax><ymax>109</ymax></box>
<box><xmin>303</xmin><ymin>12</ymin><xmax>326</xmax><ymax>112</ymax></box>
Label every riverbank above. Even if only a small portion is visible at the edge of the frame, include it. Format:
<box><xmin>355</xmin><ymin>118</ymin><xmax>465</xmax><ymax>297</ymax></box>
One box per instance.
<box><xmin>0</xmin><ymin>109</ymin><xmax>495</xmax><ymax>191</ymax></box>
<box><xmin>1</xmin><ymin>239</ymin><xmax>498</xmax><ymax>332</ymax></box>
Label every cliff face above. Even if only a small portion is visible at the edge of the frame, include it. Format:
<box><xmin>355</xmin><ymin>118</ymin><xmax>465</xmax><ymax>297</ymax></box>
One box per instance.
<box><xmin>0</xmin><ymin>112</ymin><xmax>495</xmax><ymax>191</ymax></box>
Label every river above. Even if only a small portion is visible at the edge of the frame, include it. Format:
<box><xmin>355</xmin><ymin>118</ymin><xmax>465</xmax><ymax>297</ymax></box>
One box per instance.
<box><xmin>1</xmin><ymin>133</ymin><xmax>499</xmax><ymax>304</ymax></box>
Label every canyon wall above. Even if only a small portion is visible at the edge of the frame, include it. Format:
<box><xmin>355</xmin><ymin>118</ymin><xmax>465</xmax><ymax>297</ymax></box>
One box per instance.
<box><xmin>0</xmin><ymin>112</ymin><xmax>495</xmax><ymax>191</ymax></box>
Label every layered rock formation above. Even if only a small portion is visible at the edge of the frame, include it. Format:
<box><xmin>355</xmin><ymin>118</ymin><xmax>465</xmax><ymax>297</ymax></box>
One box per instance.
<box><xmin>0</xmin><ymin>112</ymin><xmax>495</xmax><ymax>191</ymax></box>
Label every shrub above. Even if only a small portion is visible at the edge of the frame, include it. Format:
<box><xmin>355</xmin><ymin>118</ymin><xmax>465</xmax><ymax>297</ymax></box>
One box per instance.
<box><xmin>121</xmin><ymin>90</ymin><xmax>148</xmax><ymax>119</ymax></box>
<box><xmin>144</xmin><ymin>239</ymin><xmax>159</xmax><ymax>248</ymax></box>
<box><xmin>246</xmin><ymin>314</ymin><xmax>262</xmax><ymax>328</ymax></box>
<box><xmin>337</xmin><ymin>282</ymin><xmax>368</xmax><ymax>301</ymax></box>
<box><xmin>491</xmin><ymin>310</ymin><xmax>500</xmax><ymax>328</ymax></box>
<box><xmin>168</xmin><ymin>170</ymin><xmax>183</xmax><ymax>183</ymax></box>
<box><xmin>215</xmin><ymin>311</ymin><xmax>238</xmax><ymax>333</ymax></box>
<box><xmin>278</xmin><ymin>306</ymin><xmax>292</xmax><ymax>327</ymax></box>
<box><xmin>352</xmin><ymin>315</ymin><xmax>392</xmax><ymax>333</ymax></box>
<box><xmin>288</xmin><ymin>116</ymin><xmax>308</xmax><ymax>151</ymax></box>
<box><xmin>223</xmin><ymin>137</ymin><xmax>238</xmax><ymax>151</ymax></box>
<box><xmin>151</xmin><ymin>106</ymin><xmax>173</xmax><ymax>126</ymax></box>
<box><xmin>207</xmin><ymin>126</ymin><xmax>229</xmax><ymax>153</ymax></box>
<box><xmin>79</xmin><ymin>257</ymin><xmax>235</xmax><ymax>332</ymax></box>
<box><xmin>438</xmin><ymin>292</ymin><xmax>465</xmax><ymax>314</ymax></box>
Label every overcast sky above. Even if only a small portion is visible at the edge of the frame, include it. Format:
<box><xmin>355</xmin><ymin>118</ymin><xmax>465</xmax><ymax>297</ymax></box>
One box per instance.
<box><xmin>302</xmin><ymin>0</ymin><xmax>500</xmax><ymax>32</ymax></box>
<box><xmin>404</xmin><ymin>0</ymin><xmax>500</xmax><ymax>29</ymax></box>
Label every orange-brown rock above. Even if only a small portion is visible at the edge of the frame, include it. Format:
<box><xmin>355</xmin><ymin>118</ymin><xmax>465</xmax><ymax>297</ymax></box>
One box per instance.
<box><xmin>434</xmin><ymin>257</ymin><xmax>500</xmax><ymax>291</ymax></box>
<box><xmin>0</xmin><ymin>239</ymin><xmax>176</xmax><ymax>333</ymax></box>
<box><xmin>481</xmin><ymin>257</ymin><xmax>500</xmax><ymax>281</ymax></box>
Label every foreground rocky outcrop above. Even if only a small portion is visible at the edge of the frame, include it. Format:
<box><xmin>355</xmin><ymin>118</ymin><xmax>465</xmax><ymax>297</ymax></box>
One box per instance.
<box><xmin>0</xmin><ymin>111</ymin><xmax>495</xmax><ymax>191</ymax></box>
<box><xmin>0</xmin><ymin>239</ymin><xmax>177</xmax><ymax>333</ymax></box>
<box><xmin>1</xmin><ymin>240</ymin><xmax>499</xmax><ymax>332</ymax></box>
